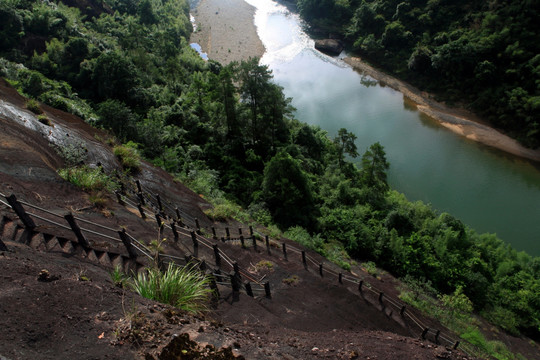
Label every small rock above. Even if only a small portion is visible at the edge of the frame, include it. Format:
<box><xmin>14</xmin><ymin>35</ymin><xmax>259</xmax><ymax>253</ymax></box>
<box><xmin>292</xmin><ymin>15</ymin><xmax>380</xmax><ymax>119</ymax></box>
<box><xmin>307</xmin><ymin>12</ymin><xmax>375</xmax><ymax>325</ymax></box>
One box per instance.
<box><xmin>311</xmin><ymin>347</ymin><xmax>319</xmax><ymax>352</ymax></box>
<box><xmin>37</xmin><ymin>269</ymin><xmax>59</xmax><ymax>282</ymax></box>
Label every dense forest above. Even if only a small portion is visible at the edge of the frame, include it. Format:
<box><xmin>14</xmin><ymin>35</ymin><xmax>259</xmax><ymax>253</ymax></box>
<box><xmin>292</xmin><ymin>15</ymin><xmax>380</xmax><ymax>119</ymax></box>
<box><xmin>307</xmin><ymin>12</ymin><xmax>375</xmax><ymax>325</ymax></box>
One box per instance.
<box><xmin>0</xmin><ymin>0</ymin><xmax>538</xmax><ymax>344</ymax></box>
<box><xmin>296</xmin><ymin>0</ymin><xmax>540</xmax><ymax>148</ymax></box>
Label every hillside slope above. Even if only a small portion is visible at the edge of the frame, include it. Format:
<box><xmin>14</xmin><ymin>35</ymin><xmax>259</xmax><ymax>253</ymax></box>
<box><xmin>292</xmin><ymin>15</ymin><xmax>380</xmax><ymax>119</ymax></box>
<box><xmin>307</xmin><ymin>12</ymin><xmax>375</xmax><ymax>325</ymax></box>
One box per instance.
<box><xmin>0</xmin><ymin>74</ymin><xmax>482</xmax><ymax>359</ymax></box>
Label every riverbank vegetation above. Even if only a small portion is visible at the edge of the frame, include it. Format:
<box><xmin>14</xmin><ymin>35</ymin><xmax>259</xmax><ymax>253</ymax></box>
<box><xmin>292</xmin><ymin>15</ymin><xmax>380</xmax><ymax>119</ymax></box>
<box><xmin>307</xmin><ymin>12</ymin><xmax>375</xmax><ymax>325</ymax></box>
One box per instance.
<box><xmin>0</xmin><ymin>0</ymin><xmax>538</xmax><ymax>346</ymax></box>
<box><xmin>296</xmin><ymin>0</ymin><xmax>540</xmax><ymax>148</ymax></box>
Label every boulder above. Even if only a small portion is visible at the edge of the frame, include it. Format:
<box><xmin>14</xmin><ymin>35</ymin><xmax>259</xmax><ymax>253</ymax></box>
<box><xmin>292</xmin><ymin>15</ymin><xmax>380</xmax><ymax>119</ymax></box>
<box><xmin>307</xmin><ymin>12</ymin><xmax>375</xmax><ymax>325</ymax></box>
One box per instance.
<box><xmin>314</xmin><ymin>39</ymin><xmax>343</xmax><ymax>55</ymax></box>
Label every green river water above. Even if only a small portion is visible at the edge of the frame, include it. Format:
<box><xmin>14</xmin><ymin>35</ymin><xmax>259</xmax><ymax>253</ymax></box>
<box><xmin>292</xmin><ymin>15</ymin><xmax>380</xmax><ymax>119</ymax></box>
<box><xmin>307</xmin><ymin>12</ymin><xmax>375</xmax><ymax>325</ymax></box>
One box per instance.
<box><xmin>246</xmin><ymin>0</ymin><xmax>540</xmax><ymax>256</ymax></box>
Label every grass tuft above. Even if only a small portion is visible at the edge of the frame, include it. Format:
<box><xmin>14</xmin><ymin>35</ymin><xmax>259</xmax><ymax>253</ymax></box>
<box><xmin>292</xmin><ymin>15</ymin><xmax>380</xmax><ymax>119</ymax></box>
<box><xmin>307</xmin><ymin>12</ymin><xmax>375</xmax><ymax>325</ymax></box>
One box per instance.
<box><xmin>109</xmin><ymin>265</ymin><xmax>127</xmax><ymax>288</ymax></box>
<box><xmin>130</xmin><ymin>263</ymin><xmax>212</xmax><ymax>314</ymax></box>
<box><xmin>58</xmin><ymin>166</ymin><xmax>119</xmax><ymax>193</ymax></box>
<box><xmin>26</xmin><ymin>99</ymin><xmax>42</xmax><ymax>114</ymax></box>
<box><xmin>113</xmin><ymin>143</ymin><xmax>141</xmax><ymax>173</ymax></box>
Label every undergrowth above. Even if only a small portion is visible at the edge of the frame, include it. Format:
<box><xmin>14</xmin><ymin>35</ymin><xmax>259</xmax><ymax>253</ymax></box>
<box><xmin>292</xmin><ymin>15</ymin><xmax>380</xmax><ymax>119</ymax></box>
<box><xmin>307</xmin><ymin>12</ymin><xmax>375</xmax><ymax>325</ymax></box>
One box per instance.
<box><xmin>284</xmin><ymin>226</ymin><xmax>353</xmax><ymax>271</ymax></box>
<box><xmin>58</xmin><ymin>166</ymin><xmax>119</xmax><ymax>193</ymax></box>
<box><xmin>399</xmin><ymin>279</ymin><xmax>524</xmax><ymax>360</ymax></box>
<box><xmin>113</xmin><ymin>142</ymin><xmax>142</xmax><ymax>173</ymax></box>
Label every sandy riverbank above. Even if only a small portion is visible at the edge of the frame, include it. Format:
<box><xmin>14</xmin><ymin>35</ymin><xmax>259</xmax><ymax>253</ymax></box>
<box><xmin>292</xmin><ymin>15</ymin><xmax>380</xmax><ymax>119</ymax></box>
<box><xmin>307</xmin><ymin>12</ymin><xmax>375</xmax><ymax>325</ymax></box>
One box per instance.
<box><xmin>190</xmin><ymin>0</ymin><xmax>265</xmax><ymax>64</ymax></box>
<box><xmin>343</xmin><ymin>57</ymin><xmax>540</xmax><ymax>162</ymax></box>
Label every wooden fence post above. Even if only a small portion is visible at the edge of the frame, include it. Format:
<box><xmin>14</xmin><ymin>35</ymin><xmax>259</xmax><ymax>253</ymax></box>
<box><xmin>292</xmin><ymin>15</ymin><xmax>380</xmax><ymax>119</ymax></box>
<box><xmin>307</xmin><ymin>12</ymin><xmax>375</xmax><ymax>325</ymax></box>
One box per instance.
<box><xmin>301</xmin><ymin>251</ymin><xmax>307</xmax><ymax>270</ymax></box>
<box><xmin>209</xmin><ymin>276</ymin><xmax>220</xmax><ymax>301</ymax></box>
<box><xmin>282</xmin><ymin>243</ymin><xmax>287</xmax><ymax>260</ymax></box>
<box><xmin>190</xmin><ymin>231</ymin><xmax>198</xmax><ymax>256</ymax></box>
<box><xmin>114</xmin><ymin>190</ymin><xmax>124</xmax><ymax>205</ymax></box>
<box><xmin>213</xmin><ymin>244</ymin><xmax>221</xmax><ymax>268</ymax></box>
<box><xmin>212</xmin><ymin>227</ymin><xmax>217</xmax><ymax>240</ymax></box>
<box><xmin>118</xmin><ymin>229</ymin><xmax>137</xmax><ymax>259</ymax></box>
<box><xmin>175</xmin><ymin>207</ymin><xmax>183</xmax><ymax>226</ymax></box>
<box><xmin>358</xmin><ymin>280</ymin><xmax>363</xmax><ymax>293</ymax></box>
<box><xmin>64</xmin><ymin>212</ymin><xmax>90</xmax><ymax>249</ymax></box>
<box><xmin>379</xmin><ymin>292</ymin><xmax>384</xmax><ymax>305</ymax></box>
<box><xmin>240</xmin><ymin>235</ymin><xmax>246</xmax><ymax>249</ymax></box>
<box><xmin>434</xmin><ymin>330</ymin><xmax>440</xmax><ymax>344</ymax></box>
<box><xmin>421</xmin><ymin>328</ymin><xmax>429</xmax><ymax>340</ymax></box>
<box><xmin>7</xmin><ymin>194</ymin><xmax>36</xmax><ymax>230</ymax></box>
<box><xmin>265</xmin><ymin>235</ymin><xmax>270</xmax><ymax>255</ymax></box>
<box><xmin>231</xmin><ymin>262</ymin><xmax>241</xmax><ymax>293</ymax></box>
<box><xmin>155</xmin><ymin>213</ymin><xmax>164</xmax><ymax>231</ymax></box>
<box><xmin>230</xmin><ymin>274</ymin><xmax>240</xmax><ymax>292</ymax></box>
<box><xmin>225</xmin><ymin>227</ymin><xmax>230</xmax><ymax>240</ymax></box>
<box><xmin>137</xmin><ymin>203</ymin><xmax>146</xmax><ymax>219</ymax></box>
<box><xmin>264</xmin><ymin>281</ymin><xmax>271</xmax><ymax>299</ymax></box>
<box><xmin>453</xmin><ymin>341</ymin><xmax>460</xmax><ymax>350</ymax></box>
<box><xmin>319</xmin><ymin>263</ymin><xmax>323</xmax><ymax>277</ymax></box>
<box><xmin>252</xmin><ymin>235</ymin><xmax>257</xmax><ymax>251</ymax></box>
<box><xmin>199</xmin><ymin>260</ymin><xmax>207</xmax><ymax>271</ymax></box>
<box><xmin>195</xmin><ymin>218</ymin><xmax>201</xmax><ymax>235</ymax></box>
<box><xmin>249</xmin><ymin>226</ymin><xmax>254</xmax><ymax>238</ymax></box>
<box><xmin>400</xmin><ymin>305</ymin><xmax>406</xmax><ymax>316</ymax></box>
<box><xmin>339</xmin><ymin>273</ymin><xmax>343</xmax><ymax>284</ymax></box>
<box><xmin>137</xmin><ymin>192</ymin><xmax>145</xmax><ymax>206</ymax></box>
<box><xmin>156</xmin><ymin>194</ymin><xmax>163</xmax><ymax>212</ymax></box>
<box><xmin>135</xmin><ymin>179</ymin><xmax>143</xmax><ymax>194</ymax></box>
<box><xmin>245</xmin><ymin>282</ymin><xmax>254</xmax><ymax>297</ymax></box>
<box><xmin>171</xmin><ymin>221</ymin><xmax>178</xmax><ymax>242</ymax></box>
<box><xmin>238</xmin><ymin>228</ymin><xmax>242</xmax><ymax>236</ymax></box>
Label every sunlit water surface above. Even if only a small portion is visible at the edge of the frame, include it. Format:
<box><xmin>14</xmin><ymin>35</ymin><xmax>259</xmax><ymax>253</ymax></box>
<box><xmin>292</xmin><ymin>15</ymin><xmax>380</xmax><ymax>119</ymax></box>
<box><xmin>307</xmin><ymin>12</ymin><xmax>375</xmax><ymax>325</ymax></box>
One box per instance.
<box><xmin>243</xmin><ymin>0</ymin><xmax>540</xmax><ymax>256</ymax></box>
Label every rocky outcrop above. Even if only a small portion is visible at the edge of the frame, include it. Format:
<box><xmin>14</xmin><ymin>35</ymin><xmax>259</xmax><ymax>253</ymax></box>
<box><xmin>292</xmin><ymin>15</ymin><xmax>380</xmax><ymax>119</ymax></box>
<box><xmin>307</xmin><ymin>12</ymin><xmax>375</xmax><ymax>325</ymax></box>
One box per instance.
<box><xmin>314</xmin><ymin>39</ymin><xmax>343</xmax><ymax>55</ymax></box>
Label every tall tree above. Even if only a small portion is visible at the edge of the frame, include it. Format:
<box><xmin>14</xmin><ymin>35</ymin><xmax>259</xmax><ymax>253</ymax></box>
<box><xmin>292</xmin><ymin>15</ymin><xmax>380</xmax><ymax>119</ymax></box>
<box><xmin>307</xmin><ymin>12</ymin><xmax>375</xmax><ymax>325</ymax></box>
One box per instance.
<box><xmin>334</xmin><ymin>128</ymin><xmax>359</xmax><ymax>169</ymax></box>
<box><xmin>360</xmin><ymin>142</ymin><xmax>389</xmax><ymax>202</ymax></box>
<box><xmin>237</xmin><ymin>57</ymin><xmax>273</xmax><ymax>144</ymax></box>
<box><xmin>262</xmin><ymin>151</ymin><xmax>316</xmax><ymax>229</ymax></box>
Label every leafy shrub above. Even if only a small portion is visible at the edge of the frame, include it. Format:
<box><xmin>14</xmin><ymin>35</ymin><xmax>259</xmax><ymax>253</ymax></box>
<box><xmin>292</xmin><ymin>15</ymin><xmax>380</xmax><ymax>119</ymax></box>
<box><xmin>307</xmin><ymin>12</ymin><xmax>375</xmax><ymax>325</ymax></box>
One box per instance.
<box><xmin>322</xmin><ymin>241</ymin><xmax>353</xmax><ymax>271</ymax></box>
<box><xmin>362</xmin><ymin>261</ymin><xmax>379</xmax><ymax>277</ymax></box>
<box><xmin>58</xmin><ymin>166</ymin><xmax>119</xmax><ymax>192</ymax></box>
<box><xmin>113</xmin><ymin>142</ymin><xmax>141</xmax><ymax>173</ymax></box>
<box><xmin>247</xmin><ymin>203</ymin><xmax>273</xmax><ymax>226</ymax></box>
<box><xmin>131</xmin><ymin>263</ymin><xmax>211</xmax><ymax>313</ymax></box>
<box><xmin>284</xmin><ymin>226</ymin><xmax>324</xmax><ymax>251</ymax></box>
<box><xmin>37</xmin><ymin>114</ymin><xmax>52</xmax><ymax>126</ymax></box>
<box><xmin>53</xmin><ymin>141</ymin><xmax>87</xmax><ymax>166</ymax></box>
<box><xmin>26</xmin><ymin>99</ymin><xmax>42</xmax><ymax>114</ymax></box>
<box><xmin>203</xmin><ymin>199</ymin><xmax>248</xmax><ymax>222</ymax></box>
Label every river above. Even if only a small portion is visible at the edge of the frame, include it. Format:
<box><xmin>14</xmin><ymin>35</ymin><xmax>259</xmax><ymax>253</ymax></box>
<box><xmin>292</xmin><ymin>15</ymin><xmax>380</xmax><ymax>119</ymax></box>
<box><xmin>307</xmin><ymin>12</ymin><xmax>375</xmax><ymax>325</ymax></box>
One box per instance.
<box><xmin>244</xmin><ymin>0</ymin><xmax>540</xmax><ymax>256</ymax></box>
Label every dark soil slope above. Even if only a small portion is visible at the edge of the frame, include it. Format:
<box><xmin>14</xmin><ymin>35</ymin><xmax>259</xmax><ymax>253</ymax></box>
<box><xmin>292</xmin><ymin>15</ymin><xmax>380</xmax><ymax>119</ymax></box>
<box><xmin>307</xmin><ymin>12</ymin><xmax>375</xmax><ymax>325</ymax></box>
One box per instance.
<box><xmin>0</xmin><ymin>78</ymin><xmax>485</xmax><ymax>359</ymax></box>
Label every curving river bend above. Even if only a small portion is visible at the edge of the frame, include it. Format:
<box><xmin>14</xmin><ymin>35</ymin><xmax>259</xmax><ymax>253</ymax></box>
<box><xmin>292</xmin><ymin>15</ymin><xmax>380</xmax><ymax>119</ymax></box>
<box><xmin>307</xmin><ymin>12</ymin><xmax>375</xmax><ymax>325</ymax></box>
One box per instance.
<box><xmin>245</xmin><ymin>0</ymin><xmax>540</xmax><ymax>256</ymax></box>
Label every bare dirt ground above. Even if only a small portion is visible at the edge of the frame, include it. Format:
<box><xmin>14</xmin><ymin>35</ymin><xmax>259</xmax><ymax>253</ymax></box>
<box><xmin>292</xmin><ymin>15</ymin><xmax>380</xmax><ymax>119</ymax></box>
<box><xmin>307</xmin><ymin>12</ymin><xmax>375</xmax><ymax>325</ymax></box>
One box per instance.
<box><xmin>0</xmin><ymin>77</ymin><xmax>493</xmax><ymax>359</ymax></box>
<box><xmin>1</xmin><ymin>17</ymin><xmax>538</xmax><ymax>360</ymax></box>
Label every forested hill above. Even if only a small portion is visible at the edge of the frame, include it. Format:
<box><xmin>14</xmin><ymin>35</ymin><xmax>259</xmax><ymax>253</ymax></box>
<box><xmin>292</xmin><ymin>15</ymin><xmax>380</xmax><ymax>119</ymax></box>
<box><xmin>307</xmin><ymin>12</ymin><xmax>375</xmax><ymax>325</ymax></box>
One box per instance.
<box><xmin>0</xmin><ymin>0</ymin><xmax>539</xmax><ymax>351</ymax></box>
<box><xmin>296</xmin><ymin>0</ymin><xmax>540</xmax><ymax>148</ymax></box>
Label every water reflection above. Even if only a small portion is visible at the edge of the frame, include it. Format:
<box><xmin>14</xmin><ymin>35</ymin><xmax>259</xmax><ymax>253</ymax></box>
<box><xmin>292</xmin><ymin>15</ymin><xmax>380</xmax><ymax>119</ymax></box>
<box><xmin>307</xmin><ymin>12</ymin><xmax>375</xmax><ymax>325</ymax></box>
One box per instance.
<box><xmin>246</xmin><ymin>0</ymin><xmax>540</xmax><ymax>255</ymax></box>
<box><xmin>189</xmin><ymin>43</ymin><xmax>208</xmax><ymax>60</ymax></box>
